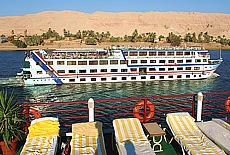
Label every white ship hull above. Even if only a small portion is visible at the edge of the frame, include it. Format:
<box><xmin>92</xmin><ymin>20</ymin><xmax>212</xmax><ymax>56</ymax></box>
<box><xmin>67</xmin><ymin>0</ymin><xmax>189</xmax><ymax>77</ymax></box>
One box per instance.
<box><xmin>19</xmin><ymin>47</ymin><xmax>222</xmax><ymax>85</ymax></box>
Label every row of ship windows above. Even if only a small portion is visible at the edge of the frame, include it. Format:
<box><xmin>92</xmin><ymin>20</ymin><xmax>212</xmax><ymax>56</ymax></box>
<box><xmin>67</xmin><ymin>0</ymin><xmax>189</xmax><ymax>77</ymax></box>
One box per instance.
<box><xmin>33</xmin><ymin>74</ymin><xmax>202</xmax><ymax>82</ymax></box>
<box><xmin>39</xmin><ymin>67</ymin><xmax>202</xmax><ymax>74</ymax></box>
<box><xmin>41</xmin><ymin>59</ymin><xmax>207</xmax><ymax>66</ymax></box>
<box><xmin>123</xmin><ymin>51</ymin><xmax>198</xmax><ymax>57</ymax></box>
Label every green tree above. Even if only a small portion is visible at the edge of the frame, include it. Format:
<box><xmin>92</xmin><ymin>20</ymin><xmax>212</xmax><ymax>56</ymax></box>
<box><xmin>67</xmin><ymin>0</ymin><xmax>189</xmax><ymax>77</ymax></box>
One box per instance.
<box><xmin>85</xmin><ymin>37</ymin><xmax>97</xmax><ymax>45</ymax></box>
<box><xmin>131</xmin><ymin>29</ymin><xmax>138</xmax><ymax>42</ymax></box>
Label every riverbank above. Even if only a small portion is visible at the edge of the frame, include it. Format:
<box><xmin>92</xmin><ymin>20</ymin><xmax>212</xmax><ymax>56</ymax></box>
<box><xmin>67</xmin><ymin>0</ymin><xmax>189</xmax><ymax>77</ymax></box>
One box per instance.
<box><xmin>0</xmin><ymin>41</ymin><xmax>230</xmax><ymax>51</ymax></box>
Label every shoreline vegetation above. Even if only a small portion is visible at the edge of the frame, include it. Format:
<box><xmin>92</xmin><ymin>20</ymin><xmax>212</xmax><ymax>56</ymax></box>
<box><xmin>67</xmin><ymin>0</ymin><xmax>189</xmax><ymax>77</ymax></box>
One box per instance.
<box><xmin>0</xmin><ymin>41</ymin><xmax>230</xmax><ymax>51</ymax></box>
<box><xmin>1</xmin><ymin>28</ymin><xmax>230</xmax><ymax>51</ymax></box>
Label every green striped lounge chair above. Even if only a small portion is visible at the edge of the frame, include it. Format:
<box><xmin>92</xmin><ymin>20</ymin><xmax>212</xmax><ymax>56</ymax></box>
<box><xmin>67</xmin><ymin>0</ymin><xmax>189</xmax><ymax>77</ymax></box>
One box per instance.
<box><xmin>113</xmin><ymin>118</ymin><xmax>156</xmax><ymax>155</ymax></box>
<box><xmin>166</xmin><ymin>112</ymin><xmax>226</xmax><ymax>155</ymax></box>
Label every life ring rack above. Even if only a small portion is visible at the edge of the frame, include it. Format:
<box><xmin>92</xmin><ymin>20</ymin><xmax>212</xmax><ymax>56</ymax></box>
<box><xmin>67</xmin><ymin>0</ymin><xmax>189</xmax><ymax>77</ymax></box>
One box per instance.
<box><xmin>133</xmin><ymin>100</ymin><xmax>154</xmax><ymax>122</ymax></box>
<box><xmin>225</xmin><ymin>96</ymin><xmax>230</xmax><ymax>113</ymax></box>
<box><xmin>22</xmin><ymin>108</ymin><xmax>41</xmax><ymax>119</ymax></box>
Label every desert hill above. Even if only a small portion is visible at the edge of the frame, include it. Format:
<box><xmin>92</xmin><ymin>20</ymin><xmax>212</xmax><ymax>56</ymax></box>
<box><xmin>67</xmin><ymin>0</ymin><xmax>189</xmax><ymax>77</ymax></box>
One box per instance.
<box><xmin>0</xmin><ymin>10</ymin><xmax>230</xmax><ymax>38</ymax></box>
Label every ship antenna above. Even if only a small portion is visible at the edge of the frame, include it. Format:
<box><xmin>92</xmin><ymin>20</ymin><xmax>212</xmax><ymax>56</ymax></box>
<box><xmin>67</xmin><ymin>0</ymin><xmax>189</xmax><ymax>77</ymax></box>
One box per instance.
<box><xmin>220</xmin><ymin>49</ymin><xmax>222</xmax><ymax>60</ymax></box>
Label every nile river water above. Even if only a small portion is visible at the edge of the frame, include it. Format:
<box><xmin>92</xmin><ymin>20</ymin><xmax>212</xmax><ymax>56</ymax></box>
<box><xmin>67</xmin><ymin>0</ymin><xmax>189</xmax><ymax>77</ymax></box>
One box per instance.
<box><xmin>0</xmin><ymin>50</ymin><xmax>229</xmax><ymax>103</ymax></box>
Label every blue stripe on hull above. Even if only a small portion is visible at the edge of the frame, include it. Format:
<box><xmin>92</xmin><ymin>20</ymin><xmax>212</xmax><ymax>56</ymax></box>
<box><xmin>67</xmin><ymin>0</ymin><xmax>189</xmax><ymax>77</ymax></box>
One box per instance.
<box><xmin>33</xmin><ymin>53</ymin><xmax>63</xmax><ymax>84</ymax></box>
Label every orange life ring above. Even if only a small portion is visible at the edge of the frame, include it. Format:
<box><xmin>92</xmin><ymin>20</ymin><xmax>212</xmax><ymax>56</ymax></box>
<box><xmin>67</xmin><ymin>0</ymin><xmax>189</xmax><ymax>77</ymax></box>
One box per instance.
<box><xmin>22</xmin><ymin>108</ymin><xmax>41</xmax><ymax>119</ymax></box>
<box><xmin>225</xmin><ymin>96</ymin><xmax>230</xmax><ymax>113</ymax></box>
<box><xmin>133</xmin><ymin>100</ymin><xmax>154</xmax><ymax>122</ymax></box>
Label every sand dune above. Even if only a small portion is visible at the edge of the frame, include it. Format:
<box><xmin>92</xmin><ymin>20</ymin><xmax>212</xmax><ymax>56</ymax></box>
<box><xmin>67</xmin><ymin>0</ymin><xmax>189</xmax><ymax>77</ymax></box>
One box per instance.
<box><xmin>0</xmin><ymin>10</ymin><xmax>230</xmax><ymax>38</ymax></box>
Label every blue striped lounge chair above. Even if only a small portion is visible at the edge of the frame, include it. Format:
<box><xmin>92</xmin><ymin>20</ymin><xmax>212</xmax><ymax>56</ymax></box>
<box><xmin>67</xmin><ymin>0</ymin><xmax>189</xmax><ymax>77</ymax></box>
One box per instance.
<box><xmin>70</xmin><ymin>121</ymin><xmax>107</xmax><ymax>155</ymax></box>
<box><xmin>166</xmin><ymin>112</ymin><xmax>226</xmax><ymax>155</ymax></box>
<box><xmin>20</xmin><ymin>117</ymin><xmax>60</xmax><ymax>155</ymax></box>
<box><xmin>113</xmin><ymin>118</ymin><xmax>156</xmax><ymax>155</ymax></box>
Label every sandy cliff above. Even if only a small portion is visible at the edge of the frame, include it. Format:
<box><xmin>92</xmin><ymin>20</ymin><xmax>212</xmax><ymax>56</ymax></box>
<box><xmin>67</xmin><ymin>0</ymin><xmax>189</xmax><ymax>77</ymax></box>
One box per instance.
<box><xmin>0</xmin><ymin>10</ymin><xmax>230</xmax><ymax>38</ymax></box>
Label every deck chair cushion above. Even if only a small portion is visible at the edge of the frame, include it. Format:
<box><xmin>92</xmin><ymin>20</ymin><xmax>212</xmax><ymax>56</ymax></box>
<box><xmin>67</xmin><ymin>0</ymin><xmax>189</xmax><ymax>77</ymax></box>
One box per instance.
<box><xmin>166</xmin><ymin>112</ymin><xmax>226</xmax><ymax>155</ymax></box>
<box><xmin>113</xmin><ymin>118</ymin><xmax>156</xmax><ymax>155</ymax></box>
<box><xmin>70</xmin><ymin>122</ymin><xmax>107</xmax><ymax>155</ymax></box>
<box><xmin>20</xmin><ymin>117</ymin><xmax>60</xmax><ymax>155</ymax></box>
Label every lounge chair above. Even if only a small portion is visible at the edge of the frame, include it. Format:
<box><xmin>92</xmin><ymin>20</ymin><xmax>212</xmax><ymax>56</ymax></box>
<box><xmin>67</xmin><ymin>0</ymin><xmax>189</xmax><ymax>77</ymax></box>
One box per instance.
<box><xmin>113</xmin><ymin>118</ymin><xmax>156</xmax><ymax>155</ymax></box>
<box><xmin>70</xmin><ymin>121</ymin><xmax>107</xmax><ymax>155</ymax></box>
<box><xmin>197</xmin><ymin>119</ymin><xmax>230</xmax><ymax>154</ymax></box>
<box><xmin>166</xmin><ymin>112</ymin><xmax>226</xmax><ymax>155</ymax></box>
<box><xmin>20</xmin><ymin>117</ymin><xmax>60</xmax><ymax>155</ymax></box>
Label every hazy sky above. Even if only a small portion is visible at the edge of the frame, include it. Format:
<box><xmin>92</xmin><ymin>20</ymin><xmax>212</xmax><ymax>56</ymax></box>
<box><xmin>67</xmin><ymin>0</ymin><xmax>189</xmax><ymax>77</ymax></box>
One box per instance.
<box><xmin>0</xmin><ymin>0</ymin><xmax>228</xmax><ymax>16</ymax></box>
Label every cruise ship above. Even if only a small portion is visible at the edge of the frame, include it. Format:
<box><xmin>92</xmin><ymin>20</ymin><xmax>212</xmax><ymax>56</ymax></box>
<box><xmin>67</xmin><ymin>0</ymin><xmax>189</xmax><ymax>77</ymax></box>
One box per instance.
<box><xmin>18</xmin><ymin>47</ymin><xmax>223</xmax><ymax>85</ymax></box>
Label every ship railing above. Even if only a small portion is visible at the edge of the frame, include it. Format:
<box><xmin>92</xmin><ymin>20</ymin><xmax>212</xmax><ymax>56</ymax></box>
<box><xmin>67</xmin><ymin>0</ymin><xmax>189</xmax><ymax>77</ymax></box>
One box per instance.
<box><xmin>19</xmin><ymin>91</ymin><xmax>230</xmax><ymax>135</ymax></box>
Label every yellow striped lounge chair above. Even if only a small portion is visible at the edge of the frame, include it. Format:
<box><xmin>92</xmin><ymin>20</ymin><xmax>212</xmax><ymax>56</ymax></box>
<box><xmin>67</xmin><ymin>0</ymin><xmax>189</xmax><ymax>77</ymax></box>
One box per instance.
<box><xmin>20</xmin><ymin>117</ymin><xmax>60</xmax><ymax>155</ymax></box>
<box><xmin>113</xmin><ymin>118</ymin><xmax>156</xmax><ymax>155</ymax></box>
<box><xmin>70</xmin><ymin>121</ymin><xmax>107</xmax><ymax>155</ymax></box>
<box><xmin>166</xmin><ymin>112</ymin><xmax>226</xmax><ymax>155</ymax></box>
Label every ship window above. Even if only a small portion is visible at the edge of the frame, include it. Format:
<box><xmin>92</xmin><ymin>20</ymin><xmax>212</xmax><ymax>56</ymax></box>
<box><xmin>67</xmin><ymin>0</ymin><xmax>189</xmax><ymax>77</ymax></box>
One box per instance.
<box><xmin>203</xmin><ymin>59</ymin><xmax>207</xmax><ymax>62</ymax></box>
<box><xmin>91</xmin><ymin>78</ymin><xmax>96</xmax><ymax>81</ymax></box>
<box><xmin>186</xmin><ymin>75</ymin><xmax>190</xmax><ymax>78</ymax></box>
<box><xmin>120</xmin><ymin>60</ymin><xmax>128</xmax><ymax>64</ymax></box>
<box><xmin>159</xmin><ymin>60</ymin><xmax>165</xmax><ymax>63</ymax></box>
<box><xmin>185</xmin><ymin>67</ymin><xmax>192</xmax><ymax>70</ymax></box>
<box><xmin>158</xmin><ymin>52</ymin><xmax>166</xmax><ymax>56</ymax></box>
<box><xmin>168</xmin><ymin>68</ymin><xmax>174</xmax><ymax>71</ymax></box>
<box><xmin>149</xmin><ymin>52</ymin><xmax>156</xmax><ymax>56</ymax></box>
<box><xmin>110</xmin><ymin>60</ymin><xmax>118</xmax><ymax>65</ymax></box>
<box><xmin>67</xmin><ymin>61</ymin><xmax>76</xmax><ymax>65</ymax></box>
<box><xmin>123</xmin><ymin>52</ymin><xmax>128</xmax><ymax>56</ymax></box>
<box><xmin>139</xmin><ymin>68</ymin><xmax>147</xmax><ymax>75</ymax></box>
<box><xmin>168</xmin><ymin>60</ymin><xmax>175</xmax><ymax>63</ymax></box>
<box><xmin>46</xmin><ymin>61</ymin><xmax>53</xmax><ymax>65</ymax></box>
<box><xmin>101</xmin><ymin>69</ymin><xmax>107</xmax><ymax>72</ymax></box>
<box><xmin>150</xmin><ymin>76</ymin><xmax>155</xmax><ymax>79</ymax></box>
<box><xmin>69</xmin><ymin>79</ymin><xmax>75</xmax><ymax>82</ymax></box>
<box><xmin>101</xmin><ymin>78</ymin><xmax>106</xmax><ymax>81</ymax></box>
<box><xmin>184</xmin><ymin>52</ymin><xmax>190</xmax><ymax>55</ymax></box>
<box><xmin>159</xmin><ymin>76</ymin><xmax>164</xmax><ymax>79</ymax></box>
<box><xmin>167</xmin><ymin>52</ymin><xmax>174</xmax><ymax>56</ymax></box>
<box><xmin>57</xmin><ymin>61</ymin><xmax>65</xmax><ymax>65</ymax></box>
<box><xmin>131</xmin><ymin>60</ymin><xmax>138</xmax><ymax>64</ymax></box>
<box><xmin>199</xmin><ymin>75</ymin><xmax>201</xmax><ymax>77</ymax></box>
<box><xmin>78</xmin><ymin>61</ymin><xmax>87</xmax><ymax>65</ymax></box>
<box><xmin>186</xmin><ymin>59</ymin><xmax>192</xmax><ymax>63</ymax></box>
<box><xmin>177</xmin><ymin>75</ymin><xmax>182</xmax><ymax>78</ymax></box>
<box><xmin>159</xmin><ymin>68</ymin><xmax>165</xmax><ymax>71</ymax></box>
<box><xmin>46</xmin><ymin>70</ymin><xmax>53</xmax><ymax>74</ymax></box>
<box><xmin>57</xmin><ymin>70</ymin><xmax>65</xmax><ymax>73</ymax></box>
<box><xmin>177</xmin><ymin>67</ymin><xmax>183</xmax><ymax>70</ymax></box>
<box><xmin>121</xmin><ymin>69</ymin><xmax>128</xmax><ymax>72</ymax></box>
<box><xmin>99</xmin><ymin>60</ymin><xmax>108</xmax><ymax>65</ymax></box>
<box><xmin>69</xmin><ymin>70</ymin><xmax>76</xmax><ymax>73</ymax></box>
<box><xmin>177</xmin><ymin>60</ymin><xmax>183</xmax><ymax>63</ymax></box>
<box><xmin>90</xmin><ymin>69</ymin><xmax>97</xmax><ymax>73</ymax></box>
<box><xmin>169</xmin><ymin>75</ymin><xmax>173</xmax><ymax>78</ymax></box>
<box><xmin>89</xmin><ymin>60</ymin><xmax>98</xmax><ymax>65</ymax></box>
<box><xmin>131</xmin><ymin>77</ymin><xmax>136</xmax><ymax>80</ymax></box>
<box><xmin>195</xmin><ymin>59</ymin><xmax>201</xmax><ymax>63</ymax></box>
<box><xmin>130</xmin><ymin>68</ymin><xmax>137</xmax><ymax>72</ymax></box>
<box><xmin>140</xmin><ymin>60</ymin><xmax>147</xmax><ymax>63</ymax></box>
<box><xmin>79</xmin><ymin>70</ymin><xmax>86</xmax><ymax>73</ymax></box>
<box><xmin>139</xmin><ymin>52</ymin><xmax>147</xmax><ymax>56</ymax></box>
<box><xmin>149</xmin><ymin>68</ymin><xmax>156</xmax><ymax>71</ymax></box>
<box><xmin>150</xmin><ymin>60</ymin><xmax>156</xmax><ymax>63</ymax></box>
<box><xmin>141</xmin><ymin>76</ymin><xmax>146</xmax><ymax>79</ymax></box>
<box><xmin>194</xmin><ymin>67</ymin><xmax>200</xmax><ymax>70</ymax></box>
<box><xmin>80</xmin><ymin>78</ymin><xmax>86</xmax><ymax>81</ymax></box>
<box><xmin>36</xmin><ymin>61</ymin><xmax>42</xmax><ymax>66</ymax></box>
<box><xmin>111</xmin><ymin>69</ymin><xmax>118</xmax><ymax>72</ymax></box>
<box><xmin>176</xmin><ymin>52</ymin><xmax>183</xmax><ymax>56</ymax></box>
<box><xmin>194</xmin><ymin>75</ymin><xmax>196</xmax><ymax>77</ymax></box>
<box><xmin>111</xmin><ymin>77</ymin><xmax>117</xmax><ymax>80</ymax></box>
<box><xmin>37</xmin><ymin>71</ymin><xmax>42</xmax><ymax>74</ymax></box>
<box><xmin>122</xmin><ymin>77</ymin><xmax>127</xmax><ymax>80</ymax></box>
<box><xmin>129</xmin><ymin>52</ymin><xmax>138</xmax><ymax>56</ymax></box>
